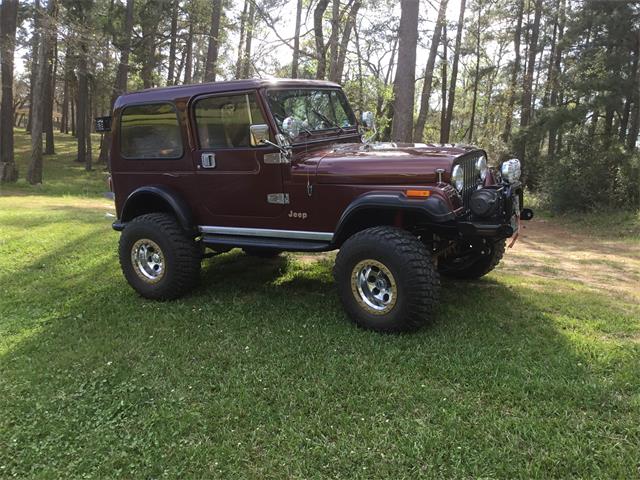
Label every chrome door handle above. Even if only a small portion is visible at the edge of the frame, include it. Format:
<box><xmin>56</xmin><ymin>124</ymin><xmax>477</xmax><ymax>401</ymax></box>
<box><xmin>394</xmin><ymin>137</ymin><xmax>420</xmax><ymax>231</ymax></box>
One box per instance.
<box><xmin>201</xmin><ymin>153</ymin><xmax>216</xmax><ymax>168</ymax></box>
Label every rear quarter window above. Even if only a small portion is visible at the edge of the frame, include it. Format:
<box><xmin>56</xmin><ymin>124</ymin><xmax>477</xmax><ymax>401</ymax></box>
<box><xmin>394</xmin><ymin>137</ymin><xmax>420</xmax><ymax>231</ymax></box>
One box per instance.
<box><xmin>120</xmin><ymin>103</ymin><xmax>183</xmax><ymax>159</ymax></box>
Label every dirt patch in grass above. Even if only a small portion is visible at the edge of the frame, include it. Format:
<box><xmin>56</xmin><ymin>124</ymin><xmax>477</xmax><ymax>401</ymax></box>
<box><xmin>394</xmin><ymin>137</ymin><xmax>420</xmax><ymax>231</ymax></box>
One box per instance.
<box><xmin>502</xmin><ymin>218</ymin><xmax>640</xmax><ymax>300</ymax></box>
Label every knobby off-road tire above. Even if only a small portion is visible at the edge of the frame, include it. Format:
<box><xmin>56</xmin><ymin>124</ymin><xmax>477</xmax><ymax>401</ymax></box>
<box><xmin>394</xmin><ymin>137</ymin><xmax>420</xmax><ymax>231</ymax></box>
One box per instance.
<box><xmin>119</xmin><ymin>213</ymin><xmax>201</xmax><ymax>300</ymax></box>
<box><xmin>333</xmin><ymin>226</ymin><xmax>440</xmax><ymax>333</ymax></box>
<box><xmin>439</xmin><ymin>239</ymin><xmax>506</xmax><ymax>280</ymax></box>
<box><xmin>242</xmin><ymin>247</ymin><xmax>282</xmax><ymax>258</ymax></box>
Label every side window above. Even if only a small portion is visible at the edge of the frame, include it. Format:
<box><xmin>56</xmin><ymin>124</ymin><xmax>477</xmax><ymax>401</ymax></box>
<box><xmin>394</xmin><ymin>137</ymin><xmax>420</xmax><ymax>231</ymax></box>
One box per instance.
<box><xmin>120</xmin><ymin>103</ymin><xmax>183</xmax><ymax>159</ymax></box>
<box><xmin>195</xmin><ymin>93</ymin><xmax>266</xmax><ymax>149</ymax></box>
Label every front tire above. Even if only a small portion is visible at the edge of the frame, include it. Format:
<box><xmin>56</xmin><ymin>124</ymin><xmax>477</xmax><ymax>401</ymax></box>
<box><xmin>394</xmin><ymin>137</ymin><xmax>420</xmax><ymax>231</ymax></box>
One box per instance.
<box><xmin>119</xmin><ymin>213</ymin><xmax>201</xmax><ymax>300</ymax></box>
<box><xmin>333</xmin><ymin>226</ymin><xmax>440</xmax><ymax>332</ymax></box>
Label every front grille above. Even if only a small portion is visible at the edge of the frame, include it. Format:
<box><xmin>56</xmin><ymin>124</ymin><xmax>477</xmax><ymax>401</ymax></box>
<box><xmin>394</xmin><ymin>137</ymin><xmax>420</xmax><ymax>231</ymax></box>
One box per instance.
<box><xmin>456</xmin><ymin>152</ymin><xmax>483</xmax><ymax>211</ymax></box>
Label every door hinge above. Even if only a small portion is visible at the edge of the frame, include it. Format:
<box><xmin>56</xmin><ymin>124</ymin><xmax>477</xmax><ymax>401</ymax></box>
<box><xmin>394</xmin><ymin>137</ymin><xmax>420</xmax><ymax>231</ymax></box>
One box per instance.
<box><xmin>267</xmin><ymin>193</ymin><xmax>290</xmax><ymax>205</ymax></box>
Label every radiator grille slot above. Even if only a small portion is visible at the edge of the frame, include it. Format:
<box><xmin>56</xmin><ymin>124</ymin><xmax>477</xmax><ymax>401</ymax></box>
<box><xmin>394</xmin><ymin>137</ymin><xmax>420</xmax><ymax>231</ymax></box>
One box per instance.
<box><xmin>456</xmin><ymin>152</ymin><xmax>483</xmax><ymax>211</ymax></box>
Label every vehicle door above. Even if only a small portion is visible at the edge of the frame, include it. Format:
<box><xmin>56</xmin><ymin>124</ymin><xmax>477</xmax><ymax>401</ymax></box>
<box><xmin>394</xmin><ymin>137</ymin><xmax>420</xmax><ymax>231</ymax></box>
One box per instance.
<box><xmin>191</xmin><ymin>91</ymin><xmax>285</xmax><ymax>223</ymax></box>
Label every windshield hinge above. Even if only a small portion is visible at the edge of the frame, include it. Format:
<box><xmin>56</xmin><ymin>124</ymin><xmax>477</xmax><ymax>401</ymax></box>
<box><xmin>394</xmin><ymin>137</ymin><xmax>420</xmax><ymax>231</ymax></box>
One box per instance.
<box><xmin>264</xmin><ymin>152</ymin><xmax>291</xmax><ymax>164</ymax></box>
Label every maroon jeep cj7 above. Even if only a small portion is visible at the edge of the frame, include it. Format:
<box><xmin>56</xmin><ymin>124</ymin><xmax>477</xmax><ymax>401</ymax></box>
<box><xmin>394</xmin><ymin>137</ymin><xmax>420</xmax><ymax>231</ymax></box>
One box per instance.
<box><xmin>103</xmin><ymin>78</ymin><xmax>533</xmax><ymax>332</ymax></box>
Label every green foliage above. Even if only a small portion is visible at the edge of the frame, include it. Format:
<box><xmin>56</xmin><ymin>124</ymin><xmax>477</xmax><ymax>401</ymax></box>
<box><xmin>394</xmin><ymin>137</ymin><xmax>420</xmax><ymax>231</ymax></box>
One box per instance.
<box><xmin>542</xmin><ymin>132</ymin><xmax>640</xmax><ymax>213</ymax></box>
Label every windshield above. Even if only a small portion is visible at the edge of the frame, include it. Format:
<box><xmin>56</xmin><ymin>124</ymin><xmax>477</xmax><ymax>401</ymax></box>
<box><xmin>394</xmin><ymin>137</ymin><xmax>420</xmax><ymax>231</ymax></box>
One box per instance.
<box><xmin>266</xmin><ymin>89</ymin><xmax>357</xmax><ymax>136</ymax></box>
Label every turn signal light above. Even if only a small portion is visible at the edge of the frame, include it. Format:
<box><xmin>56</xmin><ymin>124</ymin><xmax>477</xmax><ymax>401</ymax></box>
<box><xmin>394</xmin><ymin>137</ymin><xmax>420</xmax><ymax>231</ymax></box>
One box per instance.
<box><xmin>406</xmin><ymin>189</ymin><xmax>431</xmax><ymax>198</ymax></box>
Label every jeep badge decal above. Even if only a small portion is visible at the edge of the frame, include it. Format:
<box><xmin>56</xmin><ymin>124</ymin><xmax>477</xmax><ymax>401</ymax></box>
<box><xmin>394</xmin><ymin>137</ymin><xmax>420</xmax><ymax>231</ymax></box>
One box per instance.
<box><xmin>288</xmin><ymin>210</ymin><xmax>308</xmax><ymax>220</ymax></box>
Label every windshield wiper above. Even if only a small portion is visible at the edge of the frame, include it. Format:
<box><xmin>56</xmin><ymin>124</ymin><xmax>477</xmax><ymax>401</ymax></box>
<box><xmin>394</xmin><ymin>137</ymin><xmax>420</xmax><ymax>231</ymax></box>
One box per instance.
<box><xmin>312</xmin><ymin>109</ymin><xmax>343</xmax><ymax>133</ymax></box>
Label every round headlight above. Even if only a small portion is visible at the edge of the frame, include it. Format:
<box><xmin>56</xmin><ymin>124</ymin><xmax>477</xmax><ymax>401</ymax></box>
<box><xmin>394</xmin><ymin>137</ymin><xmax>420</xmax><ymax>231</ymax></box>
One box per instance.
<box><xmin>475</xmin><ymin>155</ymin><xmax>488</xmax><ymax>180</ymax></box>
<box><xmin>451</xmin><ymin>165</ymin><xmax>464</xmax><ymax>192</ymax></box>
<box><xmin>501</xmin><ymin>158</ymin><xmax>521</xmax><ymax>183</ymax></box>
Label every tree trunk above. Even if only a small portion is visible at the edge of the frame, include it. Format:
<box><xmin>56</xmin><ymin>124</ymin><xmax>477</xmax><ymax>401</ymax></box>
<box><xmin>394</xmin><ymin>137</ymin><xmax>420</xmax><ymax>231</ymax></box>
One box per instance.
<box><xmin>531</xmin><ymin>44</ymin><xmax>544</xmax><ymax>114</ymax></box>
<box><xmin>85</xmin><ymin>78</ymin><xmax>92</xmax><ymax>172</ymax></box>
<box><xmin>192</xmin><ymin>36</ymin><xmax>203</xmax><ymax>83</ymax></box>
<box><xmin>0</xmin><ymin>0</ymin><xmax>19</xmax><ymax>182</ymax></box>
<box><xmin>501</xmin><ymin>0</ymin><xmax>524</xmax><ymax>143</ymax></box>
<box><xmin>204</xmin><ymin>0</ymin><xmax>223</xmax><ymax>82</ymax></box>
<box><xmin>376</xmin><ymin>36</ymin><xmax>398</xmax><ymax>117</ymax></box>
<box><xmin>44</xmin><ymin>23</ymin><xmax>58</xmax><ymax>155</ymax></box>
<box><xmin>547</xmin><ymin>0</ymin><xmax>565</xmax><ymax>158</ymax></box>
<box><xmin>332</xmin><ymin>0</ymin><xmax>361</xmax><ymax>83</ymax></box>
<box><xmin>70</xmin><ymin>94</ymin><xmax>76</xmax><ymax>137</ymax></box>
<box><xmin>77</xmin><ymin>39</ymin><xmax>89</xmax><ymax>165</ymax></box>
<box><xmin>468</xmin><ymin>1</ymin><xmax>482</xmax><ymax>142</ymax></box>
<box><xmin>99</xmin><ymin>0</ymin><xmax>134</xmax><ymax>166</ymax></box>
<box><xmin>314</xmin><ymin>0</ymin><xmax>330</xmax><ymax>79</ymax></box>
<box><xmin>291</xmin><ymin>0</ymin><xmax>303</xmax><ymax>78</ymax></box>
<box><xmin>354</xmin><ymin>18</ymin><xmax>364</xmax><ymax>112</ymax></box>
<box><xmin>174</xmin><ymin>43</ymin><xmax>185</xmax><ymax>85</ymax></box>
<box><xmin>27</xmin><ymin>0</ymin><xmax>42</xmax><ymax>134</ymax></box>
<box><xmin>27</xmin><ymin>0</ymin><xmax>56</xmax><ymax>184</ymax></box>
<box><xmin>328</xmin><ymin>0</ymin><xmax>340</xmax><ymax>81</ymax></box>
<box><xmin>542</xmin><ymin>0</ymin><xmax>559</xmax><ymax>109</ymax></box>
<box><xmin>112</xmin><ymin>0</ymin><xmax>135</xmax><ymax>101</ymax></box>
<box><xmin>167</xmin><ymin>0</ymin><xmax>179</xmax><ymax>85</ymax></box>
<box><xmin>627</xmin><ymin>30</ymin><xmax>640</xmax><ymax>151</ymax></box>
<box><xmin>516</xmin><ymin>0</ymin><xmax>542</xmax><ymax>163</ymax></box>
<box><xmin>60</xmin><ymin>43</ymin><xmax>71</xmax><ymax>134</ymax></box>
<box><xmin>235</xmin><ymin>0</ymin><xmax>248</xmax><ymax>78</ymax></box>
<box><xmin>414</xmin><ymin>0</ymin><xmax>448</xmax><ymax>143</ymax></box>
<box><xmin>140</xmin><ymin>2</ymin><xmax>162</xmax><ymax>89</ymax></box>
<box><xmin>482</xmin><ymin>40</ymin><xmax>505</xmax><ymax>130</ymax></box>
<box><xmin>241</xmin><ymin>1</ymin><xmax>256</xmax><ymax>78</ymax></box>
<box><xmin>439</xmin><ymin>25</ymin><xmax>448</xmax><ymax>144</ymax></box>
<box><xmin>441</xmin><ymin>0</ymin><xmax>466</xmax><ymax>143</ymax></box>
<box><xmin>390</xmin><ymin>0</ymin><xmax>420</xmax><ymax>143</ymax></box>
<box><xmin>603</xmin><ymin>101</ymin><xmax>615</xmax><ymax>149</ymax></box>
<box><xmin>184</xmin><ymin>21</ymin><xmax>193</xmax><ymax>84</ymax></box>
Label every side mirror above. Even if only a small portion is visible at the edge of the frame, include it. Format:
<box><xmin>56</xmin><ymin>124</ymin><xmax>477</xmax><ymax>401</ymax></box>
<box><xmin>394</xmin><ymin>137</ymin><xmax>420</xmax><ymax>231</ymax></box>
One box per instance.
<box><xmin>249</xmin><ymin>124</ymin><xmax>270</xmax><ymax>147</ymax></box>
<box><xmin>282</xmin><ymin>116</ymin><xmax>300</xmax><ymax>139</ymax></box>
<box><xmin>361</xmin><ymin>111</ymin><xmax>375</xmax><ymax>130</ymax></box>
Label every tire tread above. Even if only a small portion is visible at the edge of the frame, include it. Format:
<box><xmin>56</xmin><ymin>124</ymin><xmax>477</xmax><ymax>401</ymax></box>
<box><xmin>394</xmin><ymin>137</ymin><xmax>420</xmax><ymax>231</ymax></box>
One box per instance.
<box><xmin>118</xmin><ymin>213</ymin><xmax>201</xmax><ymax>300</ymax></box>
<box><xmin>334</xmin><ymin>226</ymin><xmax>440</xmax><ymax>332</ymax></box>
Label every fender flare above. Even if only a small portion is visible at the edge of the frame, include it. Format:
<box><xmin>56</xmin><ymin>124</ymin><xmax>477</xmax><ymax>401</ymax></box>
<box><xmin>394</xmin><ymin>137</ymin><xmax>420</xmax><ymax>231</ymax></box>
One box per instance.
<box><xmin>333</xmin><ymin>191</ymin><xmax>455</xmax><ymax>245</ymax></box>
<box><xmin>114</xmin><ymin>185</ymin><xmax>194</xmax><ymax>232</ymax></box>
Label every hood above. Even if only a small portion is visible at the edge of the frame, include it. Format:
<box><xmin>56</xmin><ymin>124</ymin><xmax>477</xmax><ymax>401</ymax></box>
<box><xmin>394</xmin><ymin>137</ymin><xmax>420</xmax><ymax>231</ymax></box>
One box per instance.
<box><xmin>299</xmin><ymin>142</ymin><xmax>480</xmax><ymax>185</ymax></box>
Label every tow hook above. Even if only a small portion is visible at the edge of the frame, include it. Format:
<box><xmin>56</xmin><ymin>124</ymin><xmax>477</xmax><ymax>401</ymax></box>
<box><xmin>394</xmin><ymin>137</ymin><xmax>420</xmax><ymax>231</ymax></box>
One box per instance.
<box><xmin>520</xmin><ymin>208</ymin><xmax>534</xmax><ymax>221</ymax></box>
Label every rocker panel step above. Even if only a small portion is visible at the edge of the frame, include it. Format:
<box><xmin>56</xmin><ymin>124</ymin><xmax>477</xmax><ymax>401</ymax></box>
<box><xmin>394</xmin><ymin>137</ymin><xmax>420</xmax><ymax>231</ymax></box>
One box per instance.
<box><xmin>201</xmin><ymin>234</ymin><xmax>333</xmax><ymax>252</ymax></box>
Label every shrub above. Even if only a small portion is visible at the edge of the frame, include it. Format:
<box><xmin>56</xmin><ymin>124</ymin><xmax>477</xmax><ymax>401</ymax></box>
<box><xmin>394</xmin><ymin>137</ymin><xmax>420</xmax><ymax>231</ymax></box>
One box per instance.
<box><xmin>542</xmin><ymin>132</ymin><xmax>640</xmax><ymax>213</ymax></box>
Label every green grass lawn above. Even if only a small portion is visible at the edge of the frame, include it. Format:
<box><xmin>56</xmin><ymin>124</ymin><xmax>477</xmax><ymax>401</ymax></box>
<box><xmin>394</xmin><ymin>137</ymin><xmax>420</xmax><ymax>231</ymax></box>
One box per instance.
<box><xmin>0</xmin><ymin>129</ymin><xmax>106</xmax><ymax>197</ymax></box>
<box><xmin>1</xmin><ymin>130</ymin><xmax>639</xmax><ymax>478</ymax></box>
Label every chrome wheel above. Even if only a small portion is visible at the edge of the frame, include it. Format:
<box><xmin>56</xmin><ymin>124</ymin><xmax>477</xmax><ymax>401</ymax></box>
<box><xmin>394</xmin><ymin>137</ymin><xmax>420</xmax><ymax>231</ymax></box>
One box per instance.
<box><xmin>350</xmin><ymin>259</ymin><xmax>397</xmax><ymax>315</ymax></box>
<box><xmin>131</xmin><ymin>238</ymin><xmax>165</xmax><ymax>283</ymax></box>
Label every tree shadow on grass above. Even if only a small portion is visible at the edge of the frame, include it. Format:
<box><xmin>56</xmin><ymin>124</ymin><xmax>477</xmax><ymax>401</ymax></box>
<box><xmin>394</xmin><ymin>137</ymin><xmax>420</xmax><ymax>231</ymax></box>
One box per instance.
<box><xmin>1</xmin><ymin>242</ymin><xmax>639</xmax><ymax>478</ymax></box>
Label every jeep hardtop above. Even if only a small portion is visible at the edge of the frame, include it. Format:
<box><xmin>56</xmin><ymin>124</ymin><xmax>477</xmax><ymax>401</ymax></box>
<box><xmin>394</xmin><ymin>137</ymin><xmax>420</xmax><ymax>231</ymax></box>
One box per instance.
<box><xmin>102</xmin><ymin>78</ymin><xmax>533</xmax><ymax>332</ymax></box>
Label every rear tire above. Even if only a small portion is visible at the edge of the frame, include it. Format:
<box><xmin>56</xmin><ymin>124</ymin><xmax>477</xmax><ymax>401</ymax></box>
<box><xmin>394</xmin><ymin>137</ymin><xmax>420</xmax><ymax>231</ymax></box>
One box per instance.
<box><xmin>333</xmin><ymin>226</ymin><xmax>440</xmax><ymax>333</ymax></box>
<box><xmin>119</xmin><ymin>213</ymin><xmax>201</xmax><ymax>300</ymax></box>
<box><xmin>439</xmin><ymin>239</ymin><xmax>506</xmax><ymax>279</ymax></box>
